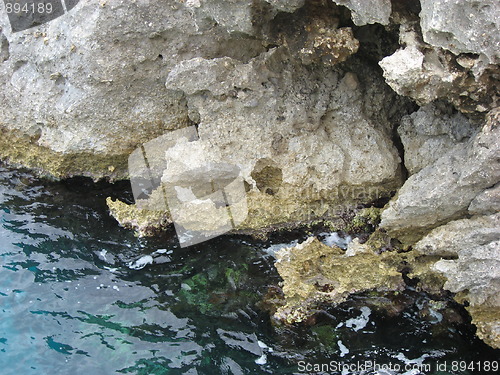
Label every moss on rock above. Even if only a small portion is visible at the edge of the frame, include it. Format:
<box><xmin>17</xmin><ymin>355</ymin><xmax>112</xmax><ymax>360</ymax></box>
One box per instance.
<box><xmin>467</xmin><ymin>306</ymin><xmax>500</xmax><ymax>349</ymax></box>
<box><xmin>106</xmin><ymin>197</ymin><xmax>171</xmax><ymax>237</ymax></box>
<box><xmin>273</xmin><ymin>237</ymin><xmax>406</xmax><ymax>324</ymax></box>
<box><xmin>0</xmin><ymin>125</ymin><xmax>131</xmax><ymax>181</ymax></box>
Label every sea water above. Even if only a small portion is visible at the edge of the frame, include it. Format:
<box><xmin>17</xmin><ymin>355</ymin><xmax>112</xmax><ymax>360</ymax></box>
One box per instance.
<box><xmin>0</xmin><ymin>164</ymin><xmax>498</xmax><ymax>374</ymax></box>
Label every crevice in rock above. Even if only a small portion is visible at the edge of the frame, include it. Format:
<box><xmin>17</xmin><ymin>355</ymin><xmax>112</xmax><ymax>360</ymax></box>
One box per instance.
<box><xmin>0</xmin><ymin>29</ymin><xmax>10</xmax><ymax>63</ymax></box>
<box><xmin>352</xmin><ymin>22</ymin><xmax>400</xmax><ymax>64</ymax></box>
<box><xmin>391</xmin><ymin>119</ymin><xmax>410</xmax><ymax>183</ymax></box>
<box><xmin>390</xmin><ymin>0</ymin><xmax>421</xmax><ymax>21</ymax></box>
<box><xmin>264</xmin><ymin>0</ymin><xmax>359</xmax><ymax>65</ymax></box>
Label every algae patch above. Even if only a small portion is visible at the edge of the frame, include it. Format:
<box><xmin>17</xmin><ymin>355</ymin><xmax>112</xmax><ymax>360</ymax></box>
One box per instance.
<box><xmin>273</xmin><ymin>237</ymin><xmax>406</xmax><ymax>324</ymax></box>
<box><xmin>106</xmin><ymin>197</ymin><xmax>171</xmax><ymax>237</ymax></box>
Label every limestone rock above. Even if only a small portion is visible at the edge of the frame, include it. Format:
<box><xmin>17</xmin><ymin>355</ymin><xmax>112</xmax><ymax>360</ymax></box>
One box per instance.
<box><xmin>273</xmin><ymin>237</ymin><xmax>405</xmax><ymax>323</ymax></box>
<box><xmin>468</xmin><ymin>183</ymin><xmax>500</xmax><ymax>216</ymax></box>
<box><xmin>398</xmin><ymin>102</ymin><xmax>475</xmax><ymax>175</ymax></box>
<box><xmin>379</xmin><ymin>23</ymin><xmax>498</xmax><ymax>113</ymax></box>
<box><xmin>420</xmin><ymin>0</ymin><xmax>500</xmax><ymax>64</ymax></box>
<box><xmin>415</xmin><ymin>214</ymin><xmax>500</xmax><ymax>262</ymax></box>
<box><xmin>414</xmin><ymin>213</ymin><xmax>500</xmax><ymax>348</ymax></box>
<box><xmin>0</xmin><ymin>0</ymin><xmax>273</xmax><ymax>179</ymax></box>
<box><xmin>332</xmin><ymin>0</ymin><xmax>392</xmax><ymax>26</ymax></box>
<box><xmin>264</xmin><ymin>0</ymin><xmax>305</xmax><ymax>13</ymax></box>
<box><xmin>467</xmin><ymin>306</ymin><xmax>500</xmax><ymax>350</ymax></box>
<box><xmin>380</xmin><ymin>108</ymin><xmax>500</xmax><ymax>242</ymax></box>
<box><xmin>106</xmin><ymin>197</ymin><xmax>171</xmax><ymax>237</ymax></box>
<box><xmin>269</xmin><ymin>0</ymin><xmax>359</xmax><ymax>66</ymax></box>
<box><xmin>166</xmin><ymin>49</ymin><xmax>404</xmax><ymax>230</ymax></box>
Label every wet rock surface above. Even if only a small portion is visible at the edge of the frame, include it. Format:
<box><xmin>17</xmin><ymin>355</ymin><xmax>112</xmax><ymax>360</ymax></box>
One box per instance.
<box><xmin>272</xmin><ymin>237</ymin><xmax>405</xmax><ymax>323</ymax></box>
<box><xmin>414</xmin><ymin>213</ymin><xmax>500</xmax><ymax>348</ymax></box>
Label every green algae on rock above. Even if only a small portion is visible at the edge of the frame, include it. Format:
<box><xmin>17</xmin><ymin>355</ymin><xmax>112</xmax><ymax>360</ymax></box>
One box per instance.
<box><xmin>106</xmin><ymin>197</ymin><xmax>171</xmax><ymax>237</ymax></box>
<box><xmin>467</xmin><ymin>306</ymin><xmax>500</xmax><ymax>350</ymax></box>
<box><xmin>272</xmin><ymin>237</ymin><xmax>406</xmax><ymax>324</ymax></box>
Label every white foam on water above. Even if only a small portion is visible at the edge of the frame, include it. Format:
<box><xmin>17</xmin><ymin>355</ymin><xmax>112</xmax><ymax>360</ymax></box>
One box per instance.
<box><xmin>262</xmin><ymin>240</ymin><xmax>299</xmax><ymax>258</ymax></box>
<box><xmin>319</xmin><ymin>232</ymin><xmax>352</xmax><ymax>249</ymax></box>
<box><xmin>401</xmin><ymin>370</ymin><xmax>421</xmax><ymax>375</ymax></box>
<box><xmin>128</xmin><ymin>255</ymin><xmax>154</xmax><ymax>270</ymax></box>
<box><xmin>257</xmin><ymin>340</ymin><xmax>273</xmax><ymax>352</ymax></box>
<box><xmin>345</xmin><ymin>306</ymin><xmax>371</xmax><ymax>332</ymax></box>
<box><xmin>338</xmin><ymin>340</ymin><xmax>349</xmax><ymax>357</ymax></box>
<box><xmin>394</xmin><ymin>352</ymin><xmax>431</xmax><ymax>366</ymax></box>
<box><xmin>255</xmin><ymin>354</ymin><xmax>267</xmax><ymax>365</ymax></box>
<box><xmin>152</xmin><ymin>248</ymin><xmax>173</xmax><ymax>255</ymax></box>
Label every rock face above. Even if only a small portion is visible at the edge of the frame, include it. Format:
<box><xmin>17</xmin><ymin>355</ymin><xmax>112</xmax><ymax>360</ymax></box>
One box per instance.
<box><xmin>332</xmin><ymin>0</ymin><xmax>391</xmax><ymax>26</ymax></box>
<box><xmin>0</xmin><ymin>0</ymin><xmax>409</xmax><ymax>230</ymax></box>
<box><xmin>164</xmin><ymin>50</ymin><xmax>403</xmax><ymax>230</ymax></box>
<box><xmin>420</xmin><ymin>0</ymin><xmax>500</xmax><ymax>64</ymax></box>
<box><xmin>469</xmin><ymin>183</ymin><xmax>500</xmax><ymax>215</ymax></box>
<box><xmin>379</xmin><ymin>22</ymin><xmax>498</xmax><ymax>113</ymax></box>
<box><xmin>0</xmin><ymin>1</ymin><xmax>198</xmax><ymax>179</ymax></box>
<box><xmin>398</xmin><ymin>103</ymin><xmax>475</xmax><ymax>175</ymax></box>
<box><xmin>414</xmin><ymin>213</ymin><xmax>500</xmax><ymax>348</ymax></box>
<box><xmin>380</xmin><ymin>109</ymin><xmax>500</xmax><ymax>242</ymax></box>
<box><xmin>1</xmin><ymin>0</ymin><xmax>499</xmax><ymax>349</ymax></box>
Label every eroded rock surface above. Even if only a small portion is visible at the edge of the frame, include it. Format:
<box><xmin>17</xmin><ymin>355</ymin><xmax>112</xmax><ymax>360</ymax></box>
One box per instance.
<box><xmin>381</xmin><ymin>109</ymin><xmax>500</xmax><ymax>242</ymax></box>
<box><xmin>420</xmin><ymin>0</ymin><xmax>500</xmax><ymax>64</ymax></box>
<box><xmin>414</xmin><ymin>213</ymin><xmax>500</xmax><ymax>348</ymax></box>
<box><xmin>398</xmin><ymin>102</ymin><xmax>475</xmax><ymax>175</ymax></box>
<box><xmin>273</xmin><ymin>237</ymin><xmax>405</xmax><ymax>323</ymax></box>
<box><xmin>1</xmin><ymin>0</ymin><xmax>499</xmax><ymax>350</ymax></box>
<box><xmin>469</xmin><ymin>183</ymin><xmax>500</xmax><ymax>216</ymax></box>
<box><xmin>379</xmin><ymin>22</ymin><xmax>499</xmax><ymax>113</ymax></box>
<box><xmin>332</xmin><ymin>0</ymin><xmax>391</xmax><ymax>26</ymax></box>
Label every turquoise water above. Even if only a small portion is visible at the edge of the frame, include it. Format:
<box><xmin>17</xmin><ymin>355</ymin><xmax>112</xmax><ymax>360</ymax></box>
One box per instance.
<box><xmin>0</xmin><ymin>164</ymin><xmax>498</xmax><ymax>374</ymax></box>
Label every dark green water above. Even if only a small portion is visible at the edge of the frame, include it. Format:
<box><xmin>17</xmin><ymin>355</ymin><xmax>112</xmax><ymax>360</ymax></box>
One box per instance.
<box><xmin>0</xmin><ymin>164</ymin><xmax>498</xmax><ymax>375</ymax></box>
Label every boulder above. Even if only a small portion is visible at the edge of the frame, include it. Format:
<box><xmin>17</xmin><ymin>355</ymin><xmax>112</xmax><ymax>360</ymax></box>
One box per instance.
<box><xmin>398</xmin><ymin>102</ymin><xmax>475</xmax><ymax>175</ymax></box>
<box><xmin>420</xmin><ymin>0</ymin><xmax>500</xmax><ymax>64</ymax></box>
<box><xmin>380</xmin><ymin>108</ymin><xmax>500</xmax><ymax>242</ymax></box>
<box><xmin>414</xmin><ymin>213</ymin><xmax>500</xmax><ymax>348</ymax></box>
